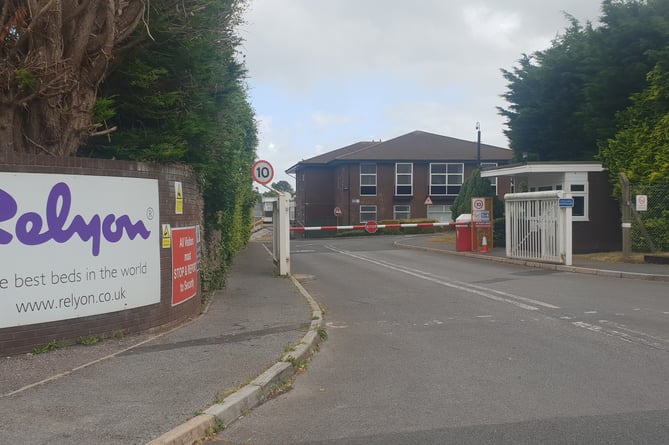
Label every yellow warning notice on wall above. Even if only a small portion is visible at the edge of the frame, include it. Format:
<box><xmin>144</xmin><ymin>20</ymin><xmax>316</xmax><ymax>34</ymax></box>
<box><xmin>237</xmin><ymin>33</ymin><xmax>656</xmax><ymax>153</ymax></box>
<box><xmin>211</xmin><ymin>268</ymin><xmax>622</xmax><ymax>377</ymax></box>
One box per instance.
<box><xmin>162</xmin><ymin>224</ymin><xmax>171</xmax><ymax>248</ymax></box>
<box><xmin>175</xmin><ymin>181</ymin><xmax>183</xmax><ymax>215</ymax></box>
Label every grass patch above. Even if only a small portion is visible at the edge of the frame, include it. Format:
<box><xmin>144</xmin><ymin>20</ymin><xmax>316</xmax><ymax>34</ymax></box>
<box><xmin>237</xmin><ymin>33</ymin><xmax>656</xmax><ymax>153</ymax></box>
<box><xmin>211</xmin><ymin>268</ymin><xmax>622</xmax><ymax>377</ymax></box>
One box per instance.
<box><xmin>77</xmin><ymin>335</ymin><xmax>102</xmax><ymax>346</ymax></box>
<box><xmin>429</xmin><ymin>231</ymin><xmax>456</xmax><ymax>243</ymax></box>
<box><xmin>32</xmin><ymin>339</ymin><xmax>62</xmax><ymax>354</ymax></box>
<box><xmin>576</xmin><ymin>251</ymin><xmax>648</xmax><ymax>264</ymax></box>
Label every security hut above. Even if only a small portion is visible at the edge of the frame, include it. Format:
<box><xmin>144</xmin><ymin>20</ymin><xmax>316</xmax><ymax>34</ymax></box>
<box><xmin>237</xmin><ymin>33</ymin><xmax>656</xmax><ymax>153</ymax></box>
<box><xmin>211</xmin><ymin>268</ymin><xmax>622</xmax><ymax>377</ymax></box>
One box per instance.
<box><xmin>481</xmin><ymin>162</ymin><xmax>621</xmax><ymax>253</ymax></box>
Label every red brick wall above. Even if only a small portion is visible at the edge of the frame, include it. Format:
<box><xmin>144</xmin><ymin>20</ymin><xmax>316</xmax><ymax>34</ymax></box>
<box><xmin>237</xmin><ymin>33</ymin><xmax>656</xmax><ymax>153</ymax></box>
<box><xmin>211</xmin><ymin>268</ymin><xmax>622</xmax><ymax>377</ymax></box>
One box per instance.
<box><xmin>0</xmin><ymin>153</ymin><xmax>204</xmax><ymax>355</ymax></box>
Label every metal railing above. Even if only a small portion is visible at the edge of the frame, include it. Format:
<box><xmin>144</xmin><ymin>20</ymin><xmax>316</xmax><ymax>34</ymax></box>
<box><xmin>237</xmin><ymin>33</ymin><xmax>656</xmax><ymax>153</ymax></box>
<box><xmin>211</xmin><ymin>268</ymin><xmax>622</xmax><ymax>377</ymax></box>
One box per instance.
<box><xmin>505</xmin><ymin>191</ymin><xmax>572</xmax><ymax>265</ymax></box>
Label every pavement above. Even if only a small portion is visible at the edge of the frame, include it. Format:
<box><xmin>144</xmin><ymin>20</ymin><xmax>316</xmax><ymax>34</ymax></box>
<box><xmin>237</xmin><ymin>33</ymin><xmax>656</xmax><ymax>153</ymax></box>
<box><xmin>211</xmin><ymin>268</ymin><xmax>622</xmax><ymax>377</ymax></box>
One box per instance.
<box><xmin>1</xmin><ymin>231</ymin><xmax>667</xmax><ymax>445</ymax></box>
<box><xmin>0</xmin><ymin>236</ymin><xmax>323</xmax><ymax>445</ymax></box>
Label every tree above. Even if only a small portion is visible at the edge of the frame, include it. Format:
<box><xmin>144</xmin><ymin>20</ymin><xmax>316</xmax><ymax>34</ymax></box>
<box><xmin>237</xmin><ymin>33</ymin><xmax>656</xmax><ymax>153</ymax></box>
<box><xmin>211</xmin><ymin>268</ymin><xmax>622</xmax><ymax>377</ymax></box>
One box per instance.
<box><xmin>499</xmin><ymin>19</ymin><xmax>596</xmax><ymax>162</ymax></box>
<box><xmin>0</xmin><ymin>1</ymin><xmax>146</xmax><ymax>155</ymax></box>
<box><xmin>263</xmin><ymin>180</ymin><xmax>295</xmax><ymax>196</ymax></box>
<box><xmin>450</xmin><ymin>170</ymin><xmax>503</xmax><ymax>221</ymax></box>
<box><xmin>499</xmin><ymin>0</ymin><xmax>669</xmax><ymax>162</ymax></box>
<box><xmin>599</xmin><ymin>64</ymin><xmax>669</xmax><ymax>184</ymax></box>
<box><xmin>79</xmin><ymin>0</ymin><xmax>257</xmax><ymax>288</ymax></box>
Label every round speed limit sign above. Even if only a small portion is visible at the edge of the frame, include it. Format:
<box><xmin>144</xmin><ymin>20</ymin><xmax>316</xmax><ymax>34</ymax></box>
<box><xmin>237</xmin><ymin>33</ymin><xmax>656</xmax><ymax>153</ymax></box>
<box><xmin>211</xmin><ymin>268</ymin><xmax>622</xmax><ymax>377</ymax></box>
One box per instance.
<box><xmin>252</xmin><ymin>160</ymin><xmax>274</xmax><ymax>185</ymax></box>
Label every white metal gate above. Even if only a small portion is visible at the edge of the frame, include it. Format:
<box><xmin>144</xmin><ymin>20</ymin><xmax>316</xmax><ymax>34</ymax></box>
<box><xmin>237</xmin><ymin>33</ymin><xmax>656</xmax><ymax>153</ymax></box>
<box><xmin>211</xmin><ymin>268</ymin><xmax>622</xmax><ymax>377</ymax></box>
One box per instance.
<box><xmin>505</xmin><ymin>191</ymin><xmax>573</xmax><ymax>265</ymax></box>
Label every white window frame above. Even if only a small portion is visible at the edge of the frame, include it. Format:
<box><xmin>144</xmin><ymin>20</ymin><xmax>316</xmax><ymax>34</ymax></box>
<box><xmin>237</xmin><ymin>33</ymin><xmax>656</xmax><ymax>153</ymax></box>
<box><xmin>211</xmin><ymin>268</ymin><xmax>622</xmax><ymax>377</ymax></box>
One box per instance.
<box><xmin>430</xmin><ymin>163</ymin><xmax>464</xmax><ymax>196</ymax></box>
<box><xmin>360</xmin><ymin>205</ymin><xmax>377</xmax><ymax>223</ymax></box>
<box><xmin>569</xmin><ymin>183</ymin><xmax>588</xmax><ymax>221</ymax></box>
<box><xmin>527</xmin><ymin>182</ymin><xmax>589</xmax><ymax>221</ymax></box>
<box><xmin>427</xmin><ymin>204</ymin><xmax>452</xmax><ymax>223</ymax></box>
<box><xmin>395</xmin><ymin>163</ymin><xmax>413</xmax><ymax>196</ymax></box>
<box><xmin>393</xmin><ymin>205</ymin><xmax>411</xmax><ymax>220</ymax></box>
<box><xmin>360</xmin><ymin>163</ymin><xmax>377</xmax><ymax>196</ymax></box>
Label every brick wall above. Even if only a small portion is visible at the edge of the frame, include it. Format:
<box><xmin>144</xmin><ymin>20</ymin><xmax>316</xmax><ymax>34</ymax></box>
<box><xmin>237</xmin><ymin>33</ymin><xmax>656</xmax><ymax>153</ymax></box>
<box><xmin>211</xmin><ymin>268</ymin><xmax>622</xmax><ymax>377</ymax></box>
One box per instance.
<box><xmin>0</xmin><ymin>153</ymin><xmax>205</xmax><ymax>355</ymax></box>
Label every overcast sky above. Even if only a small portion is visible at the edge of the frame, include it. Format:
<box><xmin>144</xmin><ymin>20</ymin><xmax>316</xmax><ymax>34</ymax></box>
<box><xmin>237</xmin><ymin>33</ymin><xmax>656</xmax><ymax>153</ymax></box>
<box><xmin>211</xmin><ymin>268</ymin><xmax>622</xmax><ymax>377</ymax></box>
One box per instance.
<box><xmin>240</xmin><ymin>1</ymin><xmax>604</xmax><ymax>185</ymax></box>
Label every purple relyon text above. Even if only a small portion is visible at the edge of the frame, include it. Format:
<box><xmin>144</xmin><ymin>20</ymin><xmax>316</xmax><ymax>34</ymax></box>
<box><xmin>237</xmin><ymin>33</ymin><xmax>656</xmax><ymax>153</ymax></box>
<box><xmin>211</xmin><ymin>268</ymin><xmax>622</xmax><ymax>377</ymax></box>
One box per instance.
<box><xmin>0</xmin><ymin>182</ymin><xmax>151</xmax><ymax>256</ymax></box>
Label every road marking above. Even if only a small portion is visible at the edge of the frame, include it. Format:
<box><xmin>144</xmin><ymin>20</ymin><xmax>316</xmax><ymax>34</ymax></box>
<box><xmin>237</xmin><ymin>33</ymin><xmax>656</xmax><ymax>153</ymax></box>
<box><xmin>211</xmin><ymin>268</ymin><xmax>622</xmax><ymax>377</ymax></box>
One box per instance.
<box><xmin>326</xmin><ymin>246</ymin><xmax>540</xmax><ymax>311</ymax></box>
<box><xmin>572</xmin><ymin>321</ymin><xmax>669</xmax><ymax>351</ymax></box>
<box><xmin>334</xmin><ymin>247</ymin><xmax>562</xmax><ymax>310</ymax></box>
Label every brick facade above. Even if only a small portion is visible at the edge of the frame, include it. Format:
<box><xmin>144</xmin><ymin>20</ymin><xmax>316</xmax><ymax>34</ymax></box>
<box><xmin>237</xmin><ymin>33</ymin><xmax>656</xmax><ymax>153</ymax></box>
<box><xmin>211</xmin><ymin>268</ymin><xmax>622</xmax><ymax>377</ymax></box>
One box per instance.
<box><xmin>0</xmin><ymin>153</ymin><xmax>205</xmax><ymax>355</ymax></box>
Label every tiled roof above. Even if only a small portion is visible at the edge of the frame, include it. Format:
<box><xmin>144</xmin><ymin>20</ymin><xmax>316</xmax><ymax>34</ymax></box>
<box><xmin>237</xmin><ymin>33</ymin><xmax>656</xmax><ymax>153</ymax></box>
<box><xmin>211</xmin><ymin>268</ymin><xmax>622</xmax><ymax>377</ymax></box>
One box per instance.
<box><xmin>285</xmin><ymin>141</ymin><xmax>377</xmax><ymax>173</ymax></box>
<box><xmin>288</xmin><ymin>131</ymin><xmax>511</xmax><ymax>173</ymax></box>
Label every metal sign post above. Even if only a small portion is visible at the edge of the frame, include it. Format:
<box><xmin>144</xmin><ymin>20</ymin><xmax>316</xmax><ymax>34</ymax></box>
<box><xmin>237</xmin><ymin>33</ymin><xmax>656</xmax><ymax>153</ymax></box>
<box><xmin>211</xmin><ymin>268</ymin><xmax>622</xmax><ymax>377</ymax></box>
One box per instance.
<box><xmin>252</xmin><ymin>160</ymin><xmax>290</xmax><ymax>275</ymax></box>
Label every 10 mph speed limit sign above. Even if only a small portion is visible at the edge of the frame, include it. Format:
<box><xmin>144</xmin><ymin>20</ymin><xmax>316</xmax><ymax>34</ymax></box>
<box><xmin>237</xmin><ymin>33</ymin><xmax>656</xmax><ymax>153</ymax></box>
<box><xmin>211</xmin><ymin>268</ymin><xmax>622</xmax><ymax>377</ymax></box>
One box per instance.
<box><xmin>252</xmin><ymin>160</ymin><xmax>274</xmax><ymax>185</ymax></box>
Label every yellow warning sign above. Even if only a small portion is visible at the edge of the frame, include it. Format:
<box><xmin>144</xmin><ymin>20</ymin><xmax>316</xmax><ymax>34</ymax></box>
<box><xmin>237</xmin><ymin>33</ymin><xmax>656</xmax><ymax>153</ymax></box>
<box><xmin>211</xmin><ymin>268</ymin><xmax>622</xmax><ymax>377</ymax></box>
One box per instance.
<box><xmin>175</xmin><ymin>181</ymin><xmax>183</xmax><ymax>215</ymax></box>
<box><xmin>162</xmin><ymin>224</ymin><xmax>171</xmax><ymax>248</ymax></box>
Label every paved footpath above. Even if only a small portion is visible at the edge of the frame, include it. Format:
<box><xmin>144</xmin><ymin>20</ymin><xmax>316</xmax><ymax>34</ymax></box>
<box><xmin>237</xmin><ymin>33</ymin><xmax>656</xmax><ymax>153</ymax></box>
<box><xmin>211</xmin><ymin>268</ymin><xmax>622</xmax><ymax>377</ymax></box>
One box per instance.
<box><xmin>0</xmin><ymin>241</ymin><xmax>318</xmax><ymax>445</ymax></box>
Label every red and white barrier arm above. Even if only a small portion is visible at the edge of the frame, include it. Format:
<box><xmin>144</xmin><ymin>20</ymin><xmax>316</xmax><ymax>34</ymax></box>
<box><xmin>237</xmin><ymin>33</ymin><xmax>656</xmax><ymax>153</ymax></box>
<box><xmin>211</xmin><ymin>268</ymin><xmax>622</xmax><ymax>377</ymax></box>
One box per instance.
<box><xmin>290</xmin><ymin>222</ymin><xmax>451</xmax><ymax>232</ymax></box>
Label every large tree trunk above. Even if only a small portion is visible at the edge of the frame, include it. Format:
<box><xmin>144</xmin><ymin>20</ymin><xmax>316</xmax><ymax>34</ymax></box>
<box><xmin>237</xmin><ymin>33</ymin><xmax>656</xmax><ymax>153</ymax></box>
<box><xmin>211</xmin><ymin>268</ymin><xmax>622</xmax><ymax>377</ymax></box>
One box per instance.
<box><xmin>0</xmin><ymin>0</ymin><xmax>146</xmax><ymax>155</ymax></box>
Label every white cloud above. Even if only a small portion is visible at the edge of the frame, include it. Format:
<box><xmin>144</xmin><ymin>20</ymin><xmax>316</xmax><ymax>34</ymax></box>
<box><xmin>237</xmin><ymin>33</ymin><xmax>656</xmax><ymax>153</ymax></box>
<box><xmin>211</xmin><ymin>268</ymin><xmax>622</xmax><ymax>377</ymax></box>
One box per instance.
<box><xmin>241</xmin><ymin>0</ymin><xmax>604</xmax><ymax>186</ymax></box>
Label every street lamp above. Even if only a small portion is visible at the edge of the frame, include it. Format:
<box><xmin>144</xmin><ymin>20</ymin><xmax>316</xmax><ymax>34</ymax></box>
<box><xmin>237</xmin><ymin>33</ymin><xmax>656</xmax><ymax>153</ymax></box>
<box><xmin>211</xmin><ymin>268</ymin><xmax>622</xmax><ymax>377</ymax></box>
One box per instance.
<box><xmin>476</xmin><ymin>122</ymin><xmax>481</xmax><ymax>167</ymax></box>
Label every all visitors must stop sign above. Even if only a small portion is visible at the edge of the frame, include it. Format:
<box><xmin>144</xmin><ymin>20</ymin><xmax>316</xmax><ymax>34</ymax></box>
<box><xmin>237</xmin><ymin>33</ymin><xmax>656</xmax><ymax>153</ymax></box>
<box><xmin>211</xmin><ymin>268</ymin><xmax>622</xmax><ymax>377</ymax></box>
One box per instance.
<box><xmin>365</xmin><ymin>220</ymin><xmax>378</xmax><ymax>234</ymax></box>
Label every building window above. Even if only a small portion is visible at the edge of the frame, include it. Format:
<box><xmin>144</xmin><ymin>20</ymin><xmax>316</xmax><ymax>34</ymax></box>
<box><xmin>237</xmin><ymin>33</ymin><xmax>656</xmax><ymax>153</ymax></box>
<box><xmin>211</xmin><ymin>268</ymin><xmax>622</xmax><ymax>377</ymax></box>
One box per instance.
<box><xmin>480</xmin><ymin>162</ymin><xmax>498</xmax><ymax>195</ymax></box>
<box><xmin>395</xmin><ymin>163</ymin><xmax>413</xmax><ymax>196</ymax></box>
<box><xmin>427</xmin><ymin>205</ymin><xmax>452</xmax><ymax>223</ymax></box>
<box><xmin>570</xmin><ymin>184</ymin><xmax>587</xmax><ymax>220</ymax></box>
<box><xmin>526</xmin><ymin>183</ymin><xmax>589</xmax><ymax>221</ymax></box>
<box><xmin>360</xmin><ymin>163</ymin><xmax>377</xmax><ymax>196</ymax></box>
<box><xmin>430</xmin><ymin>163</ymin><xmax>463</xmax><ymax>195</ymax></box>
<box><xmin>393</xmin><ymin>205</ymin><xmax>411</xmax><ymax>220</ymax></box>
<box><xmin>360</xmin><ymin>205</ymin><xmax>377</xmax><ymax>223</ymax></box>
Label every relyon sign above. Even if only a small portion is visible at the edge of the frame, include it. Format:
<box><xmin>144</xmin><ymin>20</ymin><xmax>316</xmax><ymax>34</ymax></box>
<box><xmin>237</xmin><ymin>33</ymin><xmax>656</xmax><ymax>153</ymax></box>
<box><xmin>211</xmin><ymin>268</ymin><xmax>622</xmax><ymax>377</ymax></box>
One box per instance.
<box><xmin>0</xmin><ymin>173</ymin><xmax>161</xmax><ymax>328</ymax></box>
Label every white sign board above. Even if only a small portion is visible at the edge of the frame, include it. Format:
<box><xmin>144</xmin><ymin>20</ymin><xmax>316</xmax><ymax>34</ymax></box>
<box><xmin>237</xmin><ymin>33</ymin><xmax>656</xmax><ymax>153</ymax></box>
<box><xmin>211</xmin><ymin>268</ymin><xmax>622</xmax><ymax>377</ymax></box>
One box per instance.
<box><xmin>0</xmin><ymin>173</ymin><xmax>161</xmax><ymax>328</ymax></box>
<box><xmin>636</xmin><ymin>195</ymin><xmax>648</xmax><ymax>212</ymax></box>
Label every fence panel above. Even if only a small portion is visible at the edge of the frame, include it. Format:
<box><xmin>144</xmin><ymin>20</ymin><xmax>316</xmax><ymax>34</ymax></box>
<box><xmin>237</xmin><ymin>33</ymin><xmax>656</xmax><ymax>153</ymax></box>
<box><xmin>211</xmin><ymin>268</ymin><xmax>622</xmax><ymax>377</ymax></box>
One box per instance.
<box><xmin>628</xmin><ymin>182</ymin><xmax>669</xmax><ymax>253</ymax></box>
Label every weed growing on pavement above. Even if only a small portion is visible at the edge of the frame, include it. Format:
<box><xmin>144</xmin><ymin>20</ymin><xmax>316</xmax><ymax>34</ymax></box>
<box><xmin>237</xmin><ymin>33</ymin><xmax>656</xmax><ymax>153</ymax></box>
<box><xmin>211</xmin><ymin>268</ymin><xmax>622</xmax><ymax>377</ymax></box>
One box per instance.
<box><xmin>77</xmin><ymin>335</ymin><xmax>101</xmax><ymax>346</ymax></box>
<box><xmin>311</xmin><ymin>315</ymin><xmax>320</xmax><ymax>321</ymax></box>
<box><xmin>204</xmin><ymin>419</ymin><xmax>226</xmax><ymax>437</ymax></box>
<box><xmin>318</xmin><ymin>327</ymin><xmax>328</xmax><ymax>341</ymax></box>
<box><xmin>112</xmin><ymin>329</ymin><xmax>126</xmax><ymax>339</ymax></box>
<box><xmin>31</xmin><ymin>339</ymin><xmax>62</xmax><ymax>354</ymax></box>
<box><xmin>287</xmin><ymin>356</ymin><xmax>308</xmax><ymax>373</ymax></box>
<box><xmin>283</xmin><ymin>343</ymin><xmax>296</xmax><ymax>354</ymax></box>
<box><xmin>267</xmin><ymin>378</ymin><xmax>293</xmax><ymax>399</ymax></box>
<box><xmin>214</xmin><ymin>392</ymin><xmax>226</xmax><ymax>404</ymax></box>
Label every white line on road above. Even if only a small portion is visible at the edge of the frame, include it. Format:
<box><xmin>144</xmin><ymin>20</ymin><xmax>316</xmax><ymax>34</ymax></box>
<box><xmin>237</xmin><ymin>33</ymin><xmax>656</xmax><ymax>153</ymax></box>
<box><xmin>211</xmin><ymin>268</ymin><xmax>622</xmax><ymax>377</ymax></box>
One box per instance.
<box><xmin>326</xmin><ymin>246</ymin><xmax>540</xmax><ymax>311</ymax></box>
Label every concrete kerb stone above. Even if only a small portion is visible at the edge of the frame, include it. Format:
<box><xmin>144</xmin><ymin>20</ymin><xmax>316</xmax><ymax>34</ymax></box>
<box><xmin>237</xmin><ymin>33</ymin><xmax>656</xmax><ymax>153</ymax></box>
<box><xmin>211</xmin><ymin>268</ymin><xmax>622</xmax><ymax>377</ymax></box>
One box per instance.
<box><xmin>147</xmin><ymin>274</ymin><xmax>324</xmax><ymax>445</ymax></box>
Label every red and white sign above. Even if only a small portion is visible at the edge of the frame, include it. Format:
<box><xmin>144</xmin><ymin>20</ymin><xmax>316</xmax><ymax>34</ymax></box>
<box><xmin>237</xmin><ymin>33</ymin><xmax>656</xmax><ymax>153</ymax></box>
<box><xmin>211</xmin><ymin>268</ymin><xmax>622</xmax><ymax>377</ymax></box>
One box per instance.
<box><xmin>636</xmin><ymin>195</ymin><xmax>648</xmax><ymax>212</ymax></box>
<box><xmin>172</xmin><ymin>226</ymin><xmax>198</xmax><ymax>306</ymax></box>
<box><xmin>472</xmin><ymin>197</ymin><xmax>485</xmax><ymax>211</ymax></box>
<box><xmin>334</xmin><ymin>206</ymin><xmax>342</xmax><ymax>217</ymax></box>
<box><xmin>365</xmin><ymin>220</ymin><xmax>379</xmax><ymax>234</ymax></box>
<box><xmin>251</xmin><ymin>160</ymin><xmax>274</xmax><ymax>185</ymax></box>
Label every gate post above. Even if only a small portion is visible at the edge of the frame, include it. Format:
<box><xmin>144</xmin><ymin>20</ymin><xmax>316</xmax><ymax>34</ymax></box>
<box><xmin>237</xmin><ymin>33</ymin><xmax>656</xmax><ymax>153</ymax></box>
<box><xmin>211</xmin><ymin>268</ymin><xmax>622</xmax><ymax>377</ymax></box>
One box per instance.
<box><xmin>619</xmin><ymin>172</ymin><xmax>632</xmax><ymax>259</ymax></box>
<box><xmin>273</xmin><ymin>192</ymin><xmax>291</xmax><ymax>275</ymax></box>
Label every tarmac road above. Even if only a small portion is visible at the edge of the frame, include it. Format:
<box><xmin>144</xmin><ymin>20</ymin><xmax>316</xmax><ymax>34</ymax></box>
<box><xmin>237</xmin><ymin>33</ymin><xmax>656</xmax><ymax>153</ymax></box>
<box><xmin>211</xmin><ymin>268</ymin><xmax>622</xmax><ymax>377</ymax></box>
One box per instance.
<box><xmin>214</xmin><ymin>236</ymin><xmax>669</xmax><ymax>445</ymax></box>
